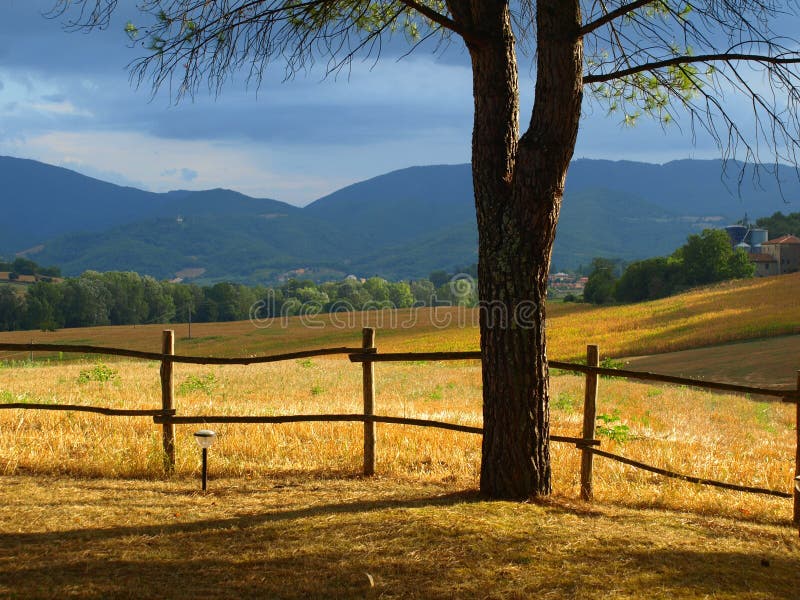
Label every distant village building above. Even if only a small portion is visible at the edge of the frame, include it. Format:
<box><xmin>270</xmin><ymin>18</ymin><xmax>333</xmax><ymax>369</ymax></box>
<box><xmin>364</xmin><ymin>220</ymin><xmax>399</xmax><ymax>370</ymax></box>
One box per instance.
<box><xmin>758</xmin><ymin>234</ymin><xmax>800</xmax><ymax>275</ymax></box>
<box><xmin>749</xmin><ymin>252</ymin><xmax>778</xmax><ymax>277</ymax></box>
<box><xmin>547</xmin><ymin>272</ymin><xmax>587</xmax><ymax>295</ymax></box>
<box><xmin>724</xmin><ymin>219</ymin><xmax>800</xmax><ymax>277</ymax></box>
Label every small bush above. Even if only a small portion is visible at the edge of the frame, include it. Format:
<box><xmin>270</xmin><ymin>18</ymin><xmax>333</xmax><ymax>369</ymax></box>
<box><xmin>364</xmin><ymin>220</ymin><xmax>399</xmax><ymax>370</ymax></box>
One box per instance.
<box><xmin>427</xmin><ymin>385</ymin><xmax>444</xmax><ymax>401</ymax></box>
<box><xmin>600</xmin><ymin>356</ymin><xmax>626</xmax><ymax>370</ymax></box>
<box><xmin>77</xmin><ymin>364</ymin><xmax>117</xmax><ymax>384</ymax></box>
<box><xmin>178</xmin><ymin>373</ymin><xmax>217</xmax><ymax>396</ymax></box>
<box><xmin>596</xmin><ymin>410</ymin><xmax>630</xmax><ymax>443</ymax></box>
<box><xmin>0</xmin><ymin>390</ymin><xmax>30</xmax><ymax>403</ymax></box>
<box><xmin>599</xmin><ymin>356</ymin><xmax>626</xmax><ymax>380</ymax></box>
<box><xmin>552</xmin><ymin>391</ymin><xmax>576</xmax><ymax>412</ymax></box>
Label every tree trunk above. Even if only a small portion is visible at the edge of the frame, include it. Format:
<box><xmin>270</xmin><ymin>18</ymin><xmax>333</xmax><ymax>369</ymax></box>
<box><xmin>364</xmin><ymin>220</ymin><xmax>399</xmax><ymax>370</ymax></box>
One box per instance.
<box><xmin>461</xmin><ymin>0</ymin><xmax>583</xmax><ymax>498</ymax></box>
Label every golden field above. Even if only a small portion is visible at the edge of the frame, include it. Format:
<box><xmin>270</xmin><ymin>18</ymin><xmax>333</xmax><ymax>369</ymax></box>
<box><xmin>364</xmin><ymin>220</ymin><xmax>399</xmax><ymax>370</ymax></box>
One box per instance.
<box><xmin>0</xmin><ymin>357</ymin><xmax>795</xmax><ymax>514</ymax></box>
<box><xmin>1</xmin><ymin>273</ymin><xmax>799</xmax><ymax>597</ymax></box>
<box><xmin>1</xmin><ymin>357</ymin><xmax>799</xmax><ymax>598</ymax></box>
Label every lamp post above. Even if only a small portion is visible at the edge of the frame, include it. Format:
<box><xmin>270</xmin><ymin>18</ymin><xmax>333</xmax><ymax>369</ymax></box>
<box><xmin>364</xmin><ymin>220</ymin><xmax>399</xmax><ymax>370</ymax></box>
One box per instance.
<box><xmin>194</xmin><ymin>429</ymin><xmax>217</xmax><ymax>491</ymax></box>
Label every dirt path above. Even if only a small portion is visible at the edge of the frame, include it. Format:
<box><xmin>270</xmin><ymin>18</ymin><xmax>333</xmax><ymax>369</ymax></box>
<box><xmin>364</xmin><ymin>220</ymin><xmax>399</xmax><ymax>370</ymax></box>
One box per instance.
<box><xmin>623</xmin><ymin>335</ymin><xmax>799</xmax><ymax>390</ymax></box>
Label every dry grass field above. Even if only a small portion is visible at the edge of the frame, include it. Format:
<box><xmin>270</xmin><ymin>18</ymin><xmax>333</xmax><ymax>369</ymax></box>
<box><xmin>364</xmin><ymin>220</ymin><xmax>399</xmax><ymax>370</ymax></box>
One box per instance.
<box><xmin>1</xmin><ymin>273</ymin><xmax>799</xmax><ymax>597</ymax></box>
<box><xmin>1</xmin><ymin>357</ymin><xmax>799</xmax><ymax>597</ymax></box>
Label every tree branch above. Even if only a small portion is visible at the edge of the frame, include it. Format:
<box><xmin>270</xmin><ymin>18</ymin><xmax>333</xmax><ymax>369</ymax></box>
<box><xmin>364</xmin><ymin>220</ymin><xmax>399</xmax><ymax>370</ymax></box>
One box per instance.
<box><xmin>584</xmin><ymin>52</ymin><xmax>800</xmax><ymax>84</ymax></box>
<box><xmin>395</xmin><ymin>0</ymin><xmax>484</xmax><ymax>46</ymax></box>
<box><xmin>579</xmin><ymin>0</ymin><xmax>658</xmax><ymax>37</ymax></box>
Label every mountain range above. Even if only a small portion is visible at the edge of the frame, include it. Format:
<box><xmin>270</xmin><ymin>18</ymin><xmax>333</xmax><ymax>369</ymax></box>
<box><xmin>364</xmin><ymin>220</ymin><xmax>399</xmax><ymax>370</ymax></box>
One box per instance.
<box><xmin>2</xmin><ymin>155</ymin><xmax>799</xmax><ymax>283</ymax></box>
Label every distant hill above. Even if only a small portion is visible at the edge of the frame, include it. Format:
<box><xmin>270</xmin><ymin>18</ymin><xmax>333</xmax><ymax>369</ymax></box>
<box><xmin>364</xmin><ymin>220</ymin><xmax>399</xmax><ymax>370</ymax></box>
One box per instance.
<box><xmin>0</xmin><ymin>156</ymin><xmax>296</xmax><ymax>254</ymax></box>
<box><xmin>4</xmin><ymin>155</ymin><xmax>800</xmax><ymax>283</ymax></box>
<box><xmin>566</xmin><ymin>158</ymin><xmax>800</xmax><ymax>216</ymax></box>
<box><xmin>1</xmin><ymin>155</ymin><xmax>163</xmax><ymax>254</ymax></box>
<box><xmin>305</xmin><ymin>164</ymin><xmax>475</xmax><ymax>246</ymax></box>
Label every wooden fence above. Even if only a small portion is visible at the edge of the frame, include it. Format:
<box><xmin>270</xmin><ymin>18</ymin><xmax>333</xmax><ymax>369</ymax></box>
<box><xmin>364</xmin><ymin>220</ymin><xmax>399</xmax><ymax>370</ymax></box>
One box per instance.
<box><xmin>1</xmin><ymin>329</ymin><xmax>799</xmax><ymax>520</ymax></box>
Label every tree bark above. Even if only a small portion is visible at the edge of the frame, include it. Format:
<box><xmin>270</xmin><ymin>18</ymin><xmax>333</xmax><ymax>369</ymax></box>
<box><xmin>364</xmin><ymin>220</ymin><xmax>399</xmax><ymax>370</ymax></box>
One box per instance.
<box><xmin>458</xmin><ymin>0</ymin><xmax>583</xmax><ymax>498</ymax></box>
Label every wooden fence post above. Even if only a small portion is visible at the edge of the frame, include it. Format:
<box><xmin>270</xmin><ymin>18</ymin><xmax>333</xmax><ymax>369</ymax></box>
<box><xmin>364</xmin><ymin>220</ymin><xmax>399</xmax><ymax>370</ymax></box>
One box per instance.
<box><xmin>580</xmin><ymin>344</ymin><xmax>599</xmax><ymax>500</ymax></box>
<box><xmin>161</xmin><ymin>330</ymin><xmax>176</xmax><ymax>473</ymax></box>
<box><xmin>362</xmin><ymin>327</ymin><xmax>376</xmax><ymax>476</ymax></box>
<box><xmin>794</xmin><ymin>370</ymin><xmax>800</xmax><ymax>524</ymax></box>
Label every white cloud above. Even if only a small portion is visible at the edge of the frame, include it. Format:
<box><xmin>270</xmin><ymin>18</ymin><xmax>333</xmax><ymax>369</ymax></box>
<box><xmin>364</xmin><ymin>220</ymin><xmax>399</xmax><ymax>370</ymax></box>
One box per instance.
<box><xmin>0</xmin><ymin>129</ymin><xmax>351</xmax><ymax>203</ymax></box>
<box><xmin>26</xmin><ymin>100</ymin><xmax>93</xmax><ymax>117</ymax></box>
<box><xmin>0</xmin><ymin>69</ymin><xmax>94</xmax><ymax>119</ymax></box>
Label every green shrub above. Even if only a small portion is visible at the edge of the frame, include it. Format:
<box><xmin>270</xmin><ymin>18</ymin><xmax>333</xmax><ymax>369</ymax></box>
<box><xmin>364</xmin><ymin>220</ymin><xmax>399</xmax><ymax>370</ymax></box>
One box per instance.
<box><xmin>552</xmin><ymin>391</ymin><xmax>576</xmax><ymax>412</ymax></box>
<box><xmin>178</xmin><ymin>373</ymin><xmax>218</xmax><ymax>396</ymax></box>
<box><xmin>596</xmin><ymin>410</ymin><xmax>630</xmax><ymax>442</ymax></box>
<box><xmin>77</xmin><ymin>363</ymin><xmax>117</xmax><ymax>384</ymax></box>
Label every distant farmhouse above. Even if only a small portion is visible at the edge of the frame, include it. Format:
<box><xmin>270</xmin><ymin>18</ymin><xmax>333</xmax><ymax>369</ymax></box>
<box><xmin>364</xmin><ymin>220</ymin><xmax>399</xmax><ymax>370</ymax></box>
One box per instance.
<box><xmin>725</xmin><ymin>222</ymin><xmax>800</xmax><ymax>277</ymax></box>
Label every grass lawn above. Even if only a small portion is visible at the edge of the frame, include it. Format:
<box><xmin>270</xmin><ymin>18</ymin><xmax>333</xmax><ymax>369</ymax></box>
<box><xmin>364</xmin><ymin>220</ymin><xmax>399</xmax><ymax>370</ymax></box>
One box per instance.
<box><xmin>1</xmin><ymin>474</ymin><xmax>799</xmax><ymax>599</ymax></box>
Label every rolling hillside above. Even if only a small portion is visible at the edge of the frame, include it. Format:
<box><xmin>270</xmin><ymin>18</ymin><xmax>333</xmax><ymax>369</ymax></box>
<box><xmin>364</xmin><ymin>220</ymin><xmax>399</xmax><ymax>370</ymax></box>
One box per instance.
<box><xmin>2</xmin><ymin>272</ymin><xmax>796</xmax><ymax>385</ymax></box>
<box><xmin>5</xmin><ymin>155</ymin><xmax>800</xmax><ymax>283</ymax></box>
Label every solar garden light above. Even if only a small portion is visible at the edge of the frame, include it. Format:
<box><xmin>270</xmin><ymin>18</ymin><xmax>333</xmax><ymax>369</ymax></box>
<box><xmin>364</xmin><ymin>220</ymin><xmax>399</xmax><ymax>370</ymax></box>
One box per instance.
<box><xmin>194</xmin><ymin>429</ymin><xmax>217</xmax><ymax>491</ymax></box>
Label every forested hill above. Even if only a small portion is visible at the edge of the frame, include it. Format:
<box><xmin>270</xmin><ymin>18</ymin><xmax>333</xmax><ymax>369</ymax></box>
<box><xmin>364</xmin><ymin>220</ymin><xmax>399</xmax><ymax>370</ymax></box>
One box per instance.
<box><xmin>3</xmin><ymin>155</ymin><xmax>799</xmax><ymax>284</ymax></box>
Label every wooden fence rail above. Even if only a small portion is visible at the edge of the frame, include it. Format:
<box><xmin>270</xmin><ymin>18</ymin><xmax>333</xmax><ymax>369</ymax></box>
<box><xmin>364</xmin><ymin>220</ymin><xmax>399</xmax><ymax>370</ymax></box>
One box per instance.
<box><xmin>0</xmin><ymin>403</ymin><xmax>173</xmax><ymax>417</ymax></box>
<box><xmin>586</xmin><ymin>447</ymin><xmax>793</xmax><ymax>499</ymax></box>
<box><xmin>0</xmin><ymin>342</ymin><xmax>367</xmax><ymax>365</ymax></box>
<box><xmin>347</xmin><ymin>352</ymin><xmax>799</xmax><ymax>401</ymax></box>
<box><xmin>1</xmin><ymin>331</ymin><xmax>797</xmax><ymax>519</ymax></box>
<box><xmin>152</xmin><ymin>412</ymin><xmax>598</xmax><ymax>447</ymax></box>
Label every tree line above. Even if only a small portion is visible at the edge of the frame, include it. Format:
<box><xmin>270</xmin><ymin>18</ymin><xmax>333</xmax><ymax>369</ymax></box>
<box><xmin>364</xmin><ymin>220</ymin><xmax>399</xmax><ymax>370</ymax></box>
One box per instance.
<box><xmin>0</xmin><ymin>265</ymin><xmax>479</xmax><ymax>332</ymax></box>
<box><xmin>583</xmin><ymin>229</ymin><xmax>755</xmax><ymax>305</ymax></box>
<box><xmin>0</xmin><ymin>257</ymin><xmax>61</xmax><ymax>279</ymax></box>
<box><xmin>754</xmin><ymin>211</ymin><xmax>800</xmax><ymax>238</ymax></box>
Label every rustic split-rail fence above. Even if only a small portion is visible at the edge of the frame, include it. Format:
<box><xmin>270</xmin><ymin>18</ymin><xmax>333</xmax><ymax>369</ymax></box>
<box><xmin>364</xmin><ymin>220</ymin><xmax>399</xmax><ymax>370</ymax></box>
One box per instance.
<box><xmin>1</xmin><ymin>328</ymin><xmax>799</xmax><ymax>520</ymax></box>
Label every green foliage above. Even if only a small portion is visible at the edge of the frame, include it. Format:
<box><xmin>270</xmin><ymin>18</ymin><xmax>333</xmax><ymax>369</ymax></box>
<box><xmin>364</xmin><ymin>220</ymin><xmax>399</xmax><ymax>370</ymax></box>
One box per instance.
<box><xmin>310</xmin><ymin>385</ymin><xmax>324</xmax><ymax>396</ymax></box>
<box><xmin>0</xmin><ymin>390</ymin><xmax>30</xmax><ymax>403</ymax></box>
<box><xmin>600</xmin><ymin>357</ymin><xmax>625</xmax><ymax>369</ymax></box>
<box><xmin>410</xmin><ymin>280</ymin><xmax>435</xmax><ymax>305</ymax></box>
<box><xmin>614</xmin><ymin>256</ymin><xmax>683</xmax><ymax>303</ymax></box>
<box><xmin>612</xmin><ymin>228</ymin><xmax>755</xmax><ymax>305</ymax></box>
<box><xmin>583</xmin><ymin>258</ymin><xmax>620</xmax><ymax>305</ymax></box>
<box><xmin>0</xmin><ymin>258</ymin><xmax>60</xmax><ymax>278</ymax></box>
<box><xmin>178</xmin><ymin>373</ymin><xmax>218</xmax><ymax>396</ymax></box>
<box><xmin>599</xmin><ymin>356</ymin><xmax>626</xmax><ymax>379</ymax></box>
<box><xmin>388</xmin><ymin>281</ymin><xmax>414</xmax><ymax>309</ymax></box>
<box><xmin>2</xmin><ymin>267</ymin><xmax>460</xmax><ymax>332</ymax></box>
<box><xmin>77</xmin><ymin>363</ymin><xmax>118</xmax><ymax>384</ymax></box>
<box><xmin>596</xmin><ymin>410</ymin><xmax>631</xmax><ymax>443</ymax></box>
<box><xmin>755</xmin><ymin>211</ymin><xmax>800</xmax><ymax>237</ymax></box>
<box><xmin>678</xmin><ymin>229</ymin><xmax>754</xmax><ymax>285</ymax></box>
<box><xmin>427</xmin><ymin>385</ymin><xmax>444</xmax><ymax>401</ymax></box>
<box><xmin>753</xmin><ymin>402</ymin><xmax>777</xmax><ymax>434</ymax></box>
<box><xmin>552</xmin><ymin>391</ymin><xmax>577</xmax><ymax>412</ymax></box>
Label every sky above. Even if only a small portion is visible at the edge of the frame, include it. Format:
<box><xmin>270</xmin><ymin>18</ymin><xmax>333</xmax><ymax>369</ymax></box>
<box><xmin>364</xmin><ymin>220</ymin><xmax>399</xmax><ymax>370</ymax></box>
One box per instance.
<box><xmin>0</xmin><ymin>1</ymin><xmax>771</xmax><ymax>206</ymax></box>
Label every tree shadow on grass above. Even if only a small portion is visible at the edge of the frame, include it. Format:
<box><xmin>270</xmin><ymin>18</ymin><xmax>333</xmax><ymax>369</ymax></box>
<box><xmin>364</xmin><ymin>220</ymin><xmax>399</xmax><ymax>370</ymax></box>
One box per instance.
<box><xmin>2</xmin><ymin>527</ymin><xmax>798</xmax><ymax>598</ymax></box>
<box><xmin>2</xmin><ymin>486</ymin><xmax>799</xmax><ymax>599</ymax></box>
<box><xmin>0</xmin><ymin>489</ymin><xmax>481</xmax><ymax>547</ymax></box>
